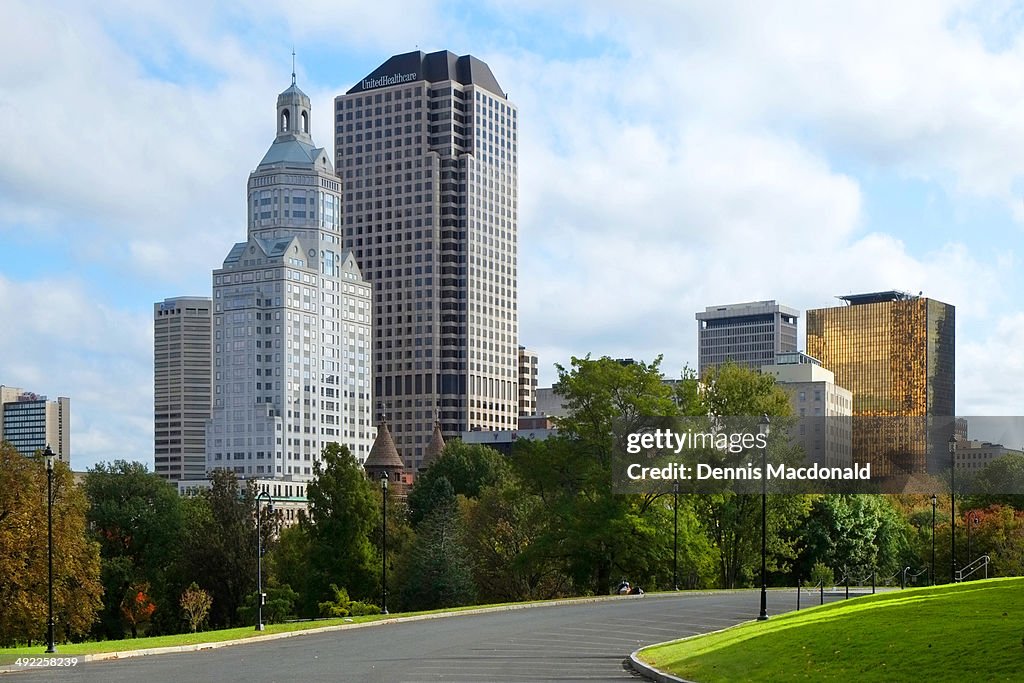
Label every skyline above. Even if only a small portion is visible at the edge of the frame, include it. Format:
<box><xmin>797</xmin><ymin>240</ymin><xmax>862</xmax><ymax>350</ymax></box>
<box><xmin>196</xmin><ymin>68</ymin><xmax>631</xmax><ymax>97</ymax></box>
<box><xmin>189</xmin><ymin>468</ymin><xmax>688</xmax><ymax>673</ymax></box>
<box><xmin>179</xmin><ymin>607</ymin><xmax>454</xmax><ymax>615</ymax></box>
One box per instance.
<box><xmin>2</xmin><ymin>1</ymin><xmax>1024</xmax><ymax>470</ymax></box>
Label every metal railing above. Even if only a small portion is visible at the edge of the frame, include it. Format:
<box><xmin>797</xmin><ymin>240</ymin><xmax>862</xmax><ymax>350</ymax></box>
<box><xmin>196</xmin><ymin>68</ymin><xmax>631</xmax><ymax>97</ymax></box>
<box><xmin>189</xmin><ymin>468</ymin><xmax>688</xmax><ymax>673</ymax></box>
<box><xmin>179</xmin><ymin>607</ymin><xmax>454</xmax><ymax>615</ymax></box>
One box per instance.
<box><xmin>955</xmin><ymin>555</ymin><xmax>991</xmax><ymax>583</ymax></box>
<box><xmin>796</xmin><ymin>560</ymin><xmax>959</xmax><ymax>612</ymax></box>
<box><xmin>838</xmin><ymin>568</ymin><xmax>877</xmax><ymax>596</ymax></box>
<box><xmin>902</xmin><ymin>566</ymin><xmax>928</xmax><ymax>588</ymax></box>
<box><xmin>796</xmin><ymin>579</ymin><xmax>824</xmax><ymax>610</ymax></box>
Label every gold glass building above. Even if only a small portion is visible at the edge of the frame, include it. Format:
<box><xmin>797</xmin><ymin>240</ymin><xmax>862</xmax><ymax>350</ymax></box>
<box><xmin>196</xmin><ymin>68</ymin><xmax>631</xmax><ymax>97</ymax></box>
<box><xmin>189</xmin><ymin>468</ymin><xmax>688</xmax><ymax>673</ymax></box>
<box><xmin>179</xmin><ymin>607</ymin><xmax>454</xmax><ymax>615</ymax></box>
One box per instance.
<box><xmin>806</xmin><ymin>291</ymin><xmax>955</xmax><ymax>477</ymax></box>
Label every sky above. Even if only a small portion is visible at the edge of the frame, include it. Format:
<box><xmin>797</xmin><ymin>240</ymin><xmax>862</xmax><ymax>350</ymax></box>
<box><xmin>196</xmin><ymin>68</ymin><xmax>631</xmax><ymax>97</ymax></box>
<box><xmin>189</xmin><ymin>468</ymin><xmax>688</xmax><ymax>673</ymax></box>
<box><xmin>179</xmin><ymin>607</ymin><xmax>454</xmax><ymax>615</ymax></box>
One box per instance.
<box><xmin>2</xmin><ymin>0</ymin><xmax>1024</xmax><ymax>471</ymax></box>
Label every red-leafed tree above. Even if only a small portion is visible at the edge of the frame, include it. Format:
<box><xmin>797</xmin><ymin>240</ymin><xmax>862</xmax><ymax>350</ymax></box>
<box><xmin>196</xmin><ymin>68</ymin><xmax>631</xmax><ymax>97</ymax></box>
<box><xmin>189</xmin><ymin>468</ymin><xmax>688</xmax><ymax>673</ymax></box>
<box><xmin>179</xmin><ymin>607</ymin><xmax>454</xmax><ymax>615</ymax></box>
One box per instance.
<box><xmin>120</xmin><ymin>582</ymin><xmax>157</xmax><ymax>638</ymax></box>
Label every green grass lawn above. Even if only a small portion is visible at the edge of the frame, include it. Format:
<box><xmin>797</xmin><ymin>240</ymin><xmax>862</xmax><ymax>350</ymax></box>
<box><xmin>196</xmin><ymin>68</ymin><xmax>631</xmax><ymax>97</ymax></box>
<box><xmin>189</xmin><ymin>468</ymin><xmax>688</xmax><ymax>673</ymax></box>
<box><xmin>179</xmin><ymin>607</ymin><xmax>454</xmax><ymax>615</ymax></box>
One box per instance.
<box><xmin>639</xmin><ymin>577</ymin><xmax>1024</xmax><ymax>682</ymax></box>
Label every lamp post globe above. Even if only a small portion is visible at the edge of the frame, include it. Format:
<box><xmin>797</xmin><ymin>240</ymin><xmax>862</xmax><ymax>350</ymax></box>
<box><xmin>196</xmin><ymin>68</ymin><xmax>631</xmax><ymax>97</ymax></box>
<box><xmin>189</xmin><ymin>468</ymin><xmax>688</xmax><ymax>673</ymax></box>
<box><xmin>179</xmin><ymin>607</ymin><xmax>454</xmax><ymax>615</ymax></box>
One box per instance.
<box><xmin>43</xmin><ymin>445</ymin><xmax>56</xmax><ymax>654</ymax></box>
<box><xmin>758</xmin><ymin>414</ymin><xmax>770</xmax><ymax>621</ymax></box>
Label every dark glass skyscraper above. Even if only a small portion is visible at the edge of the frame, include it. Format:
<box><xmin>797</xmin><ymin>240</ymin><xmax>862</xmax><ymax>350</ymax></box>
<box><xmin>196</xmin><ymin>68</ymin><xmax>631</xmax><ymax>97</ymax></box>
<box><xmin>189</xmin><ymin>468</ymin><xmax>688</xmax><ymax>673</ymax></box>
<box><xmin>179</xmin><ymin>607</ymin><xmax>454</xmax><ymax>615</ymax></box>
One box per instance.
<box><xmin>335</xmin><ymin>51</ymin><xmax>519</xmax><ymax>471</ymax></box>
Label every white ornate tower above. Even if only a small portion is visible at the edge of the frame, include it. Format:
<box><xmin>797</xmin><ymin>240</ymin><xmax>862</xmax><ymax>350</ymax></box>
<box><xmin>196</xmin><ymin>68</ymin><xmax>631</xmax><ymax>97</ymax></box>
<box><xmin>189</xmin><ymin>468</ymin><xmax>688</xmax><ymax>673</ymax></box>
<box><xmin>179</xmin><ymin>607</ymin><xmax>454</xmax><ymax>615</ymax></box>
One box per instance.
<box><xmin>207</xmin><ymin>74</ymin><xmax>374</xmax><ymax>483</ymax></box>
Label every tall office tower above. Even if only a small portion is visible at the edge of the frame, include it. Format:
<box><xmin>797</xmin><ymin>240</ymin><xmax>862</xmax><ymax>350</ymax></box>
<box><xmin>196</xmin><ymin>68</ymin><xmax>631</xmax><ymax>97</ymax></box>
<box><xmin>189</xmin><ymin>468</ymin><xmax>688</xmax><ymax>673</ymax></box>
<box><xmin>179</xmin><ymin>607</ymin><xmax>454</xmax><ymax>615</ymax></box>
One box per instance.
<box><xmin>335</xmin><ymin>50</ymin><xmax>519</xmax><ymax>471</ymax></box>
<box><xmin>0</xmin><ymin>386</ymin><xmax>70</xmax><ymax>463</ymax></box>
<box><xmin>154</xmin><ymin>297</ymin><xmax>212</xmax><ymax>481</ymax></box>
<box><xmin>206</xmin><ymin>75</ymin><xmax>374</xmax><ymax>483</ymax></box>
<box><xmin>696</xmin><ymin>300</ymin><xmax>799</xmax><ymax>376</ymax></box>
<box><xmin>518</xmin><ymin>346</ymin><xmax>538</xmax><ymax>416</ymax></box>
<box><xmin>806</xmin><ymin>291</ymin><xmax>955</xmax><ymax>476</ymax></box>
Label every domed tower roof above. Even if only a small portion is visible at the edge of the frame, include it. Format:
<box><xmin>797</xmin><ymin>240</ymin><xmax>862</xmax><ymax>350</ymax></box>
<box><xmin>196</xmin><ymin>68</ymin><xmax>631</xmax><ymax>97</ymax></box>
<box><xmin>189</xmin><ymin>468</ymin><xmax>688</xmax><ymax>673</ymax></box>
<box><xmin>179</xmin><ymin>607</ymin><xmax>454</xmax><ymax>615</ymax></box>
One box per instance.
<box><xmin>272</xmin><ymin>57</ymin><xmax>313</xmax><ymax>147</ymax></box>
<box><xmin>364</xmin><ymin>419</ymin><xmax>405</xmax><ymax>481</ymax></box>
<box><xmin>277</xmin><ymin>82</ymin><xmax>310</xmax><ymax>107</ymax></box>
<box><xmin>419</xmin><ymin>421</ymin><xmax>446</xmax><ymax>472</ymax></box>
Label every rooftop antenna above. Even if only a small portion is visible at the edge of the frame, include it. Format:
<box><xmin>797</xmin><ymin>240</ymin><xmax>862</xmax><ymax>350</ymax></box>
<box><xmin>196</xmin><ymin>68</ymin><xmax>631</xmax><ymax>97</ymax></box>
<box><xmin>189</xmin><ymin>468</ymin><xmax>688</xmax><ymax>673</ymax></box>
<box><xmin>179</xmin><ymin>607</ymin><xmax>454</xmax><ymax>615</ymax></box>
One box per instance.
<box><xmin>291</xmin><ymin>48</ymin><xmax>296</xmax><ymax>86</ymax></box>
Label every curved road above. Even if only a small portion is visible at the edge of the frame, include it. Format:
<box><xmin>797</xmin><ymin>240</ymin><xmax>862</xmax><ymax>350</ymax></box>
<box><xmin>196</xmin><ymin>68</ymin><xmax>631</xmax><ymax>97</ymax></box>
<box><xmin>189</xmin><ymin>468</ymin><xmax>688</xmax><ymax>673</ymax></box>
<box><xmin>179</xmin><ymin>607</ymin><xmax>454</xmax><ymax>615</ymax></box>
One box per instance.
<box><xmin>8</xmin><ymin>590</ymin><xmax>844</xmax><ymax>682</ymax></box>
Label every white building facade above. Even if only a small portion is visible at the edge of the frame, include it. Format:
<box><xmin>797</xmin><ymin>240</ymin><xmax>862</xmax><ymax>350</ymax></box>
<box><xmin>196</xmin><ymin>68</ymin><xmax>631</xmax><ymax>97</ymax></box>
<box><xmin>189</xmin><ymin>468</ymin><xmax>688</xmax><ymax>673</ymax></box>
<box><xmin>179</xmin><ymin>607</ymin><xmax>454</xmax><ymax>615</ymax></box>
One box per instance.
<box><xmin>761</xmin><ymin>352</ymin><xmax>852</xmax><ymax>468</ymax></box>
<box><xmin>206</xmin><ymin>76</ymin><xmax>374</xmax><ymax>483</ymax></box>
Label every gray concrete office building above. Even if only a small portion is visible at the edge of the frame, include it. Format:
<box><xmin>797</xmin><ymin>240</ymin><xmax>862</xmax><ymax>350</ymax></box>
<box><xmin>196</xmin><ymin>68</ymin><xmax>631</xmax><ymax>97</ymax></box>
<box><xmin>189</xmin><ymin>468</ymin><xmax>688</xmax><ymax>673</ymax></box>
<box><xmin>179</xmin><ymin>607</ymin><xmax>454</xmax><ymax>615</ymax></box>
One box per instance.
<box><xmin>335</xmin><ymin>50</ymin><xmax>519</xmax><ymax>471</ymax></box>
<box><xmin>206</xmin><ymin>74</ymin><xmax>374</xmax><ymax>483</ymax></box>
<box><xmin>696</xmin><ymin>300</ymin><xmax>799</xmax><ymax>376</ymax></box>
<box><xmin>154</xmin><ymin>296</ymin><xmax>212</xmax><ymax>481</ymax></box>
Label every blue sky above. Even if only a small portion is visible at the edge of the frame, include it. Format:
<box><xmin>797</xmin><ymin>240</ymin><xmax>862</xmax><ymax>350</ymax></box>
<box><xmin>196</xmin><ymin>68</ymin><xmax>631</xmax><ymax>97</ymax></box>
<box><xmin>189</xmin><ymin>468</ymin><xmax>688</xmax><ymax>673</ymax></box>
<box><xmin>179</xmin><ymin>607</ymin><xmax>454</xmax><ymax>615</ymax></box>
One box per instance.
<box><xmin>2</xmin><ymin>0</ymin><xmax>1024</xmax><ymax>471</ymax></box>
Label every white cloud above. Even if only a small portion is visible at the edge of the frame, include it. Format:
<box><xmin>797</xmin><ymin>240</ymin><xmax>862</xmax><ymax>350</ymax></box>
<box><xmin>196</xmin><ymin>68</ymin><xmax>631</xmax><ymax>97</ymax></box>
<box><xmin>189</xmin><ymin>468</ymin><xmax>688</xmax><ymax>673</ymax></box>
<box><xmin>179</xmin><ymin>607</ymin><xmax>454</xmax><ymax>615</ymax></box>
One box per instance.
<box><xmin>0</xmin><ymin>275</ymin><xmax>152</xmax><ymax>470</ymax></box>
<box><xmin>3</xmin><ymin>0</ymin><xmax>1024</xmax><ymax>464</ymax></box>
<box><xmin>959</xmin><ymin>313</ymin><xmax>1024</xmax><ymax>414</ymax></box>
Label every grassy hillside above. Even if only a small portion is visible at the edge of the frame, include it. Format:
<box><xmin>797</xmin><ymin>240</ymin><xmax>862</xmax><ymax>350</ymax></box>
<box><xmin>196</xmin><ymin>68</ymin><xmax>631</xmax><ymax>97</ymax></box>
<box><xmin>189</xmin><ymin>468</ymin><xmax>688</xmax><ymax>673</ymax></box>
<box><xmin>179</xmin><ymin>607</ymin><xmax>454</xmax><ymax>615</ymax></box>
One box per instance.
<box><xmin>640</xmin><ymin>578</ymin><xmax>1024</xmax><ymax>682</ymax></box>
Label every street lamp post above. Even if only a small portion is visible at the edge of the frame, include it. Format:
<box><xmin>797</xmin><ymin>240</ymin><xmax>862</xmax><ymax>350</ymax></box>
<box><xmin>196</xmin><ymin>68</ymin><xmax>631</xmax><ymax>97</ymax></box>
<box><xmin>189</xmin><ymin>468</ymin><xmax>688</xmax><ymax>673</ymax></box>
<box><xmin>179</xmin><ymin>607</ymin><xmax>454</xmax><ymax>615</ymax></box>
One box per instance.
<box><xmin>949</xmin><ymin>435</ymin><xmax>957</xmax><ymax>583</ymax></box>
<box><xmin>381</xmin><ymin>472</ymin><xmax>389</xmax><ymax>615</ymax></box>
<box><xmin>758</xmin><ymin>414</ymin><xmax>770</xmax><ymax>621</ymax></box>
<box><xmin>967</xmin><ymin>512</ymin><xmax>979</xmax><ymax>566</ymax></box>
<box><xmin>43</xmin><ymin>445</ymin><xmax>56</xmax><ymax>654</ymax></box>
<box><xmin>255</xmin><ymin>490</ymin><xmax>272</xmax><ymax>631</ymax></box>
<box><xmin>930</xmin><ymin>493</ymin><xmax>937</xmax><ymax>586</ymax></box>
<box><xmin>673</xmin><ymin>479</ymin><xmax>679</xmax><ymax>591</ymax></box>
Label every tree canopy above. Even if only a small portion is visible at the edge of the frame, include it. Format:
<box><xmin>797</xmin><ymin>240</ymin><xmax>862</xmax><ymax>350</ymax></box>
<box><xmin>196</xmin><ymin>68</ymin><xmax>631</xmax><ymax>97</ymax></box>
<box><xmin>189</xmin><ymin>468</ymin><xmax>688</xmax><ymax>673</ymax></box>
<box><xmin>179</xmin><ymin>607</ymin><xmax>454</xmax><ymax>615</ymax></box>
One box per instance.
<box><xmin>305</xmin><ymin>442</ymin><xmax>381</xmax><ymax>604</ymax></box>
<box><xmin>0</xmin><ymin>443</ymin><xmax>102</xmax><ymax>646</ymax></box>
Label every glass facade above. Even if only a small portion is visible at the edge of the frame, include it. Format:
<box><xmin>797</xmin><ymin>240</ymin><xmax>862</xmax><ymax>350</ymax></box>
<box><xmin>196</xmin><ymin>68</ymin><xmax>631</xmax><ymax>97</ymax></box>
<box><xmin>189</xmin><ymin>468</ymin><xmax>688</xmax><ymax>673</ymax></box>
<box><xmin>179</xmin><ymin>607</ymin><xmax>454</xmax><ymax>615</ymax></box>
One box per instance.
<box><xmin>0</xmin><ymin>394</ymin><xmax>70</xmax><ymax>463</ymax></box>
<box><xmin>806</xmin><ymin>295</ymin><xmax>955</xmax><ymax>476</ymax></box>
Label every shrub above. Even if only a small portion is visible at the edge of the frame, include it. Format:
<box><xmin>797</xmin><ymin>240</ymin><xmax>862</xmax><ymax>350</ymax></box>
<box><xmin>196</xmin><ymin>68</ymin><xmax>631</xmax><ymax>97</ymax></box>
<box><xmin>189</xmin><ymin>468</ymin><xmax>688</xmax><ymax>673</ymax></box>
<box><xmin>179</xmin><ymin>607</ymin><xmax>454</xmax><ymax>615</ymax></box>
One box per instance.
<box><xmin>805</xmin><ymin>561</ymin><xmax>835</xmax><ymax>588</ymax></box>
<box><xmin>180</xmin><ymin>583</ymin><xmax>213</xmax><ymax>633</ymax></box>
<box><xmin>317</xmin><ymin>584</ymin><xmax>381</xmax><ymax>618</ymax></box>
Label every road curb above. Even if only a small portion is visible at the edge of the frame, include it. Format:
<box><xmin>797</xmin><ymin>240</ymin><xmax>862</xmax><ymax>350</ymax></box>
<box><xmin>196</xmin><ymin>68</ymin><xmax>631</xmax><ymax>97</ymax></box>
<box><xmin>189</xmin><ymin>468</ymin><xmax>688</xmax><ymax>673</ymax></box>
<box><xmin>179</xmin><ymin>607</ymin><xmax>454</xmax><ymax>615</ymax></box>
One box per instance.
<box><xmin>627</xmin><ymin>650</ymin><xmax>690</xmax><ymax>683</ymax></box>
<box><xmin>627</xmin><ymin>618</ymin><xmax>752</xmax><ymax>683</ymax></box>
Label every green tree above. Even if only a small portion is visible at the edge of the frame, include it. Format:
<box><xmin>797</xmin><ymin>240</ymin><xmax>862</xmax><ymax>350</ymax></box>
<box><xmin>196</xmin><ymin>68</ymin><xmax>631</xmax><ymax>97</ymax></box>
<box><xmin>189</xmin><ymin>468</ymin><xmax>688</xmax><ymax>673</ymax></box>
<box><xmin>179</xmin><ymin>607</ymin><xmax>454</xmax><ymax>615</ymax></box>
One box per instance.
<box><xmin>513</xmin><ymin>355</ymin><xmax>681</xmax><ymax>595</ymax></box>
<box><xmin>238</xmin><ymin>583</ymin><xmax>300</xmax><ymax>624</ymax></box>
<box><xmin>681</xmin><ymin>362</ymin><xmax>814</xmax><ymax>588</ymax></box>
<box><xmin>463</xmin><ymin>478</ymin><xmax>570</xmax><ymax>602</ymax></box>
<box><xmin>84</xmin><ymin>461</ymin><xmax>186</xmax><ymax>637</ymax></box>
<box><xmin>396</xmin><ymin>492</ymin><xmax>476</xmax><ymax>611</ymax></box>
<box><xmin>963</xmin><ymin>454</ymin><xmax>1024</xmax><ymax>510</ymax></box>
<box><xmin>267</xmin><ymin>523</ymin><xmax>316</xmax><ymax>617</ymax></box>
<box><xmin>306</xmin><ymin>443</ymin><xmax>380</xmax><ymax>605</ymax></box>
<box><xmin>0</xmin><ymin>443</ymin><xmax>102</xmax><ymax>646</ymax></box>
<box><xmin>180</xmin><ymin>471</ymin><xmax>257</xmax><ymax>628</ymax></box>
<box><xmin>408</xmin><ymin>441</ymin><xmax>511</xmax><ymax>526</ymax></box>
<box><xmin>798</xmin><ymin>495</ymin><xmax>912</xmax><ymax>582</ymax></box>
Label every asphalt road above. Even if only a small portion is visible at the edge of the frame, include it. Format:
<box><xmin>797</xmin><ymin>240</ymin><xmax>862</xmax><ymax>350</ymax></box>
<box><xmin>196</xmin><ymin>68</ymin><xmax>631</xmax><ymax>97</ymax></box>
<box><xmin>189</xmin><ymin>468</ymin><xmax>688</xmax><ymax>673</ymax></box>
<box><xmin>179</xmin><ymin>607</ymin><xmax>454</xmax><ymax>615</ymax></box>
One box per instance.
<box><xmin>5</xmin><ymin>589</ymin><xmax>865</xmax><ymax>682</ymax></box>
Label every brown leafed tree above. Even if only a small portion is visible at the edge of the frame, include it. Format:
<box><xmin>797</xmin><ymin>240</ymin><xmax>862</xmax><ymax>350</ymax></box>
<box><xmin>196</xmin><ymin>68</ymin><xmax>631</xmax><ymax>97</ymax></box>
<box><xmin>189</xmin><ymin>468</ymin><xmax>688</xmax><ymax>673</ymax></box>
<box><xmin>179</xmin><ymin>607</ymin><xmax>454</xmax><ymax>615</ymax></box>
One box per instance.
<box><xmin>179</xmin><ymin>582</ymin><xmax>212</xmax><ymax>633</ymax></box>
<box><xmin>0</xmin><ymin>442</ymin><xmax>102</xmax><ymax>646</ymax></box>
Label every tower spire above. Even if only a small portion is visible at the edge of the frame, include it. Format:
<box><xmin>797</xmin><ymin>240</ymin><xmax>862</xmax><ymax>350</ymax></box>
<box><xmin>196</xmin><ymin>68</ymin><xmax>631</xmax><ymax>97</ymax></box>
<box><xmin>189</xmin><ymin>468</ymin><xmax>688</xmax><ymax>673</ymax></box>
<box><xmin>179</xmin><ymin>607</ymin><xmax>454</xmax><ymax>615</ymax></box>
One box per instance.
<box><xmin>291</xmin><ymin>48</ymin><xmax>296</xmax><ymax>86</ymax></box>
